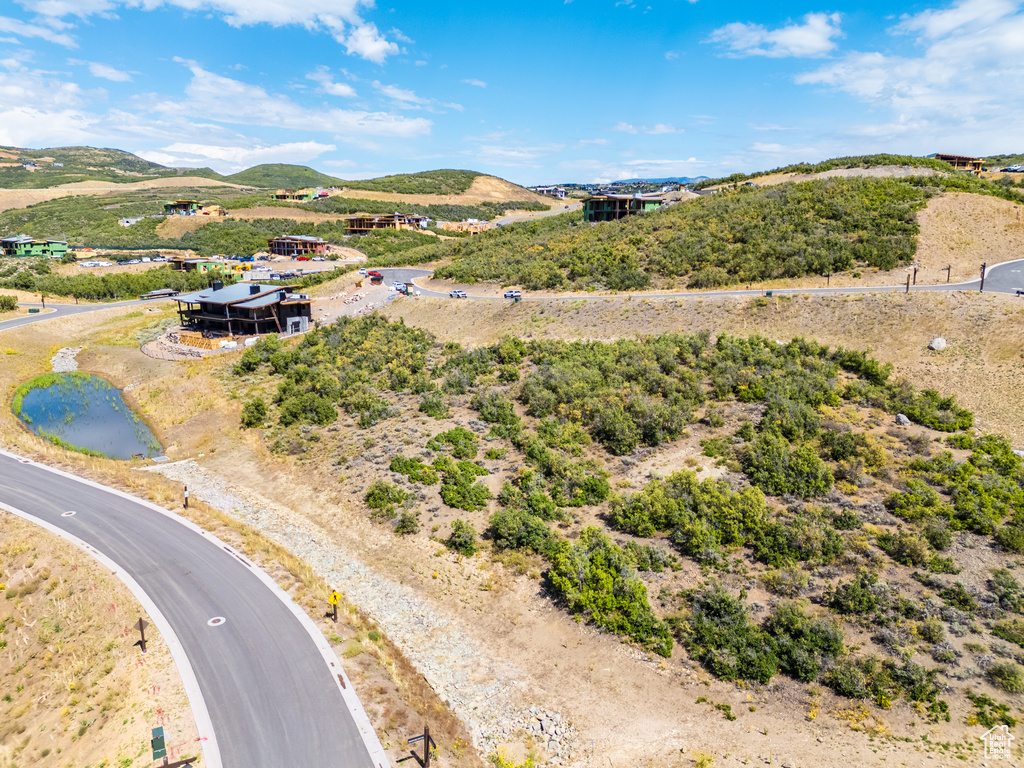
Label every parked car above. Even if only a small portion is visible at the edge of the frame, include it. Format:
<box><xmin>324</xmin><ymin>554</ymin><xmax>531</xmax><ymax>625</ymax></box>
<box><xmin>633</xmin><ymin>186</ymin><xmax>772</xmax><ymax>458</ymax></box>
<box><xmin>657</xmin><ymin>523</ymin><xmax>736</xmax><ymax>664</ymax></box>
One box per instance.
<box><xmin>503</xmin><ymin>290</ymin><xmax>521</xmax><ymax>299</ymax></box>
<box><xmin>127</xmin><ymin>259</ymin><xmax>141</xmax><ymax>264</ymax></box>
<box><xmin>449</xmin><ymin>290</ymin><xmax>467</xmax><ymax>298</ymax></box>
<box><xmin>358</xmin><ymin>268</ymin><xmax>368</xmax><ymax>275</ymax></box>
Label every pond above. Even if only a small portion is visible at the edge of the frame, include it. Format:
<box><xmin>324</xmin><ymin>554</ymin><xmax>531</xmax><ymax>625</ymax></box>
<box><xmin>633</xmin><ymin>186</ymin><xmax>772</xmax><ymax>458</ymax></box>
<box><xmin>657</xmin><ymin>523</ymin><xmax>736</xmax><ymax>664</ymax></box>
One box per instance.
<box><xmin>13</xmin><ymin>373</ymin><xmax>162</xmax><ymax>460</ymax></box>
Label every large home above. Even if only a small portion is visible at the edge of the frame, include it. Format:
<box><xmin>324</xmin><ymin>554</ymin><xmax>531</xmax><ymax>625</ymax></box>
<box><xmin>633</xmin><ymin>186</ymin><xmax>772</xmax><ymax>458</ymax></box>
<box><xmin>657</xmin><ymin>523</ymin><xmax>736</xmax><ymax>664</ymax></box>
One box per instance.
<box><xmin>168</xmin><ymin>256</ymin><xmax>233</xmax><ymax>274</ymax></box>
<box><xmin>273</xmin><ymin>188</ymin><xmax>328</xmax><ymax>202</ymax></box>
<box><xmin>934</xmin><ymin>154</ymin><xmax>984</xmax><ymax>174</ymax></box>
<box><xmin>174</xmin><ymin>281</ymin><xmax>312</xmax><ymax>336</ymax></box>
<box><xmin>267</xmin><ymin>235</ymin><xmax>328</xmax><ymax>257</ymax></box>
<box><xmin>582</xmin><ymin>193</ymin><xmax>664</xmax><ymax>223</ymax></box>
<box><xmin>346</xmin><ymin>212</ymin><xmax>429</xmax><ymax>234</ymax></box>
<box><xmin>535</xmin><ymin>185</ymin><xmax>567</xmax><ymax>199</ymax></box>
<box><xmin>0</xmin><ymin>235</ymin><xmax>68</xmax><ymax>258</ymax></box>
<box><xmin>163</xmin><ymin>199</ymin><xmax>203</xmax><ymax>215</ymax></box>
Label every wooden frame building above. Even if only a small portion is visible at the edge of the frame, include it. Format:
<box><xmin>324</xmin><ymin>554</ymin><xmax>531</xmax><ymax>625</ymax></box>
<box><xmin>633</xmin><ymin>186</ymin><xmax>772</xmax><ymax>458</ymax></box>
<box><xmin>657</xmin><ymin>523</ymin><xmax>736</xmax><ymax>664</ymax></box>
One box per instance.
<box><xmin>346</xmin><ymin>212</ymin><xmax>429</xmax><ymax>234</ymax></box>
<box><xmin>0</xmin><ymin>235</ymin><xmax>68</xmax><ymax>258</ymax></box>
<box><xmin>174</xmin><ymin>281</ymin><xmax>312</xmax><ymax>336</ymax></box>
<box><xmin>934</xmin><ymin>154</ymin><xmax>984</xmax><ymax>174</ymax></box>
<box><xmin>267</xmin><ymin>235</ymin><xmax>328</xmax><ymax>257</ymax></box>
<box><xmin>582</xmin><ymin>194</ymin><xmax>664</xmax><ymax>223</ymax></box>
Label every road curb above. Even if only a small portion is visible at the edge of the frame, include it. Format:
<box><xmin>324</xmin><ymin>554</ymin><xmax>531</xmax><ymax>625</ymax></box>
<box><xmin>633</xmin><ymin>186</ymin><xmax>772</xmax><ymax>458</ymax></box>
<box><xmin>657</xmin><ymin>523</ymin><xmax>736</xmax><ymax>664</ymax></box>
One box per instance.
<box><xmin>0</xmin><ymin>448</ymin><xmax>388</xmax><ymax>768</ymax></box>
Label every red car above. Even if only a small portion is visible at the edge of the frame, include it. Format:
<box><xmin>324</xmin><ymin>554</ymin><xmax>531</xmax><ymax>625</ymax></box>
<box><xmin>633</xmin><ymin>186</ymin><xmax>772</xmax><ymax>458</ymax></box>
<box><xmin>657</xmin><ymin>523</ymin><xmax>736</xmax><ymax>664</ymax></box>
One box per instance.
<box><xmin>297</xmin><ymin>256</ymin><xmax>310</xmax><ymax>261</ymax></box>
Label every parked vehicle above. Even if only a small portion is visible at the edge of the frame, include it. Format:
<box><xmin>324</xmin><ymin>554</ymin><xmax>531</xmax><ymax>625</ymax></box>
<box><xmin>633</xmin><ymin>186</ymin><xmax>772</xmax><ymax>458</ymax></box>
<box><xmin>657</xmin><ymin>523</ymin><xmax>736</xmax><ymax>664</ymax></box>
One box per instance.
<box><xmin>358</xmin><ymin>268</ymin><xmax>368</xmax><ymax>275</ymax></box>
<box><xmin>503</xmin><ymin>290</ymin><xmax>521</xmax><ymax>299</ymax></box>
<box><xmin>449</xmin><ymin>290</ymin><xmax>467</xmax><ymax>298</ymax></box>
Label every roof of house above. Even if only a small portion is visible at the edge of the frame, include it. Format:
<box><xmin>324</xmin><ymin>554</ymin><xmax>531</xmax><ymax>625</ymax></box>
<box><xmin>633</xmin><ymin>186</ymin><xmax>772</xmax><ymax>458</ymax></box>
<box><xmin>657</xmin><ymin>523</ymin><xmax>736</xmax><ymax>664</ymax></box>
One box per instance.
<box><xmin>1</xmin><ymin>235</ymin><xmax>67</xmax><ymax>245</ymax></box>
<box><xmin>271</xmin><ymin>234</ymin><xmax>326</xmax><ymax>243</ymax></box>
<box><xmin>934</xmin><ymin>153</ymin><xmax>982</xmax><ymax>162</ymax></box>
<box><xmin>175</xmin><ymin>282</ymin><xmax>301</xmax><ymax>307</ymax></box>
<box><xmin>583</xmin><ymin>193</ymin><xmax>665</xmax><ymax>202</ymax></box>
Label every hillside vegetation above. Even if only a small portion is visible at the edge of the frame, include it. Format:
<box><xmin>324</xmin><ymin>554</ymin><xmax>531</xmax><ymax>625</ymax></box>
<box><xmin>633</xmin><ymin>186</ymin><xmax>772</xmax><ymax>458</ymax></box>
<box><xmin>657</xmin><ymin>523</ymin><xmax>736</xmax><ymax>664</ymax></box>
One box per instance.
<box><xmin>0</xmin><ymin>145</ymin><xmax>204</xmax><ymax>189</ymax></box>
<box><xmin>343</xmin><ymin>169</ymin><xmax>481</xmax><ymax>195</ymax></box>
<box><xmin>228</xmin><ymin>314</ymin><xmax>1024</xmax><ymax>732</ymax></box>
<box><xmin>221</xmin><ymin>164</ymin><xmax>345</xmax><ymax>189</ymax></box>
<box><xmin>694</xmin><ymin>154</ymin><xmax>957</xmax><ymax>190</ymax></box>
<box><xmin>423</xmin><ymin>175</ymin><xmax>1024</xmax><ymax>290</ymax></box>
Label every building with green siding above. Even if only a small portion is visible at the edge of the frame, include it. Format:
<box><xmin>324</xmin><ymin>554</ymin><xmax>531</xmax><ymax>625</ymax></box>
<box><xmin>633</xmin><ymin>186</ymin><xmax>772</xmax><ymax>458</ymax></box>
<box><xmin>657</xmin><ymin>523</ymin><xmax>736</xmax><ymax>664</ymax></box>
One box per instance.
<box><xmin>0</xmin><ymin>235</ymin><xmax>69</xmax><ymax>258</ymax></box>
<box><xmin>582</xmin><ymin>194</ymin><xmax>664</xmax><ymax>223</ymax></box>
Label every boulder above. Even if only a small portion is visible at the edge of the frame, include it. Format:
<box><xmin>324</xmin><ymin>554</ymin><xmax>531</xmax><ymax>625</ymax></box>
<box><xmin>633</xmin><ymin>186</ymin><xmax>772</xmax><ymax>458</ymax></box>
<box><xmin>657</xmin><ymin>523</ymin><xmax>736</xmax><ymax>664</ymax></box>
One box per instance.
<box><xmin>896</xmin><ymin>413</ymin><xmax>912</xmax><ymax>426</ymax></box>
<box><xmin>929</xmin><ymin>337</ymin><xmax>947</xmax><ymax>351</ymax></box>
<box><xmin>1014</xmin><ymin>450</ymin><xmax>1024</xmax><ymax>459</ymax></box>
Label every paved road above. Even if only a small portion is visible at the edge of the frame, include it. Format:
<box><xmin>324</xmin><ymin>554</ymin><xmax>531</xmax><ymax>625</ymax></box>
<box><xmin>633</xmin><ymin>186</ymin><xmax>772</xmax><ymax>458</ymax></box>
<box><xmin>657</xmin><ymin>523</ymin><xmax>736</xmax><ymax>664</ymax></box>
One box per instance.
<box><xmin>494</xmin><ymin>202</ymin><xmax>581</xmax><ymax>226</ymax></box>
<box><xmin>388</xmin><ymin>258</ymin><xmax>1024</xmax><ymax>301</ymax></box>
<box><xmin>0</xmin><ymin>451</ymin><xmax>386</xmax><ymax>768</ymax></box>
<box><xmin>0</xmin><ymin>297</ymin><xmax>164</xmax><ymax>333</ymax></box>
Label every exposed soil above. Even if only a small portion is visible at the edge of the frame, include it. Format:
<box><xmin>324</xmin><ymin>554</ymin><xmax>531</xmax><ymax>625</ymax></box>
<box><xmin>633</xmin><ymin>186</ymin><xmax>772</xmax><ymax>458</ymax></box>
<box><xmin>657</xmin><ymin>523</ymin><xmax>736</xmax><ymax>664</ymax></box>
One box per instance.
<box><xmin>335</xmin><ymin>176</ymin><xmax>554</xmax><ymax>207</ymax></box>
<box><xmin>0</xmin><ymin>177</ymin><xmax>246</xmax><ymax>214</ymax></box>
<box><xmin>0</xmin><ymin>513</ymin><xmax>198</xmax><ymax>767</ymax></box>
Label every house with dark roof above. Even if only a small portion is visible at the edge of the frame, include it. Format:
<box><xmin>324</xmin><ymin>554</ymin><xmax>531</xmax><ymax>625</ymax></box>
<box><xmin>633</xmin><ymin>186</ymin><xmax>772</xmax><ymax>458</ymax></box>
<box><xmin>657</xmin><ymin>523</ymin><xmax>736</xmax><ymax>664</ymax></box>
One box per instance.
<box><xmin>267</xmin><ymin>235</ymin><xmax>328</xmax><ymax>257</ymax></box>
<box><xmin>173</xmin><ymin>281</ymin><xmax>312</xmax><ymax>336</ymax></box>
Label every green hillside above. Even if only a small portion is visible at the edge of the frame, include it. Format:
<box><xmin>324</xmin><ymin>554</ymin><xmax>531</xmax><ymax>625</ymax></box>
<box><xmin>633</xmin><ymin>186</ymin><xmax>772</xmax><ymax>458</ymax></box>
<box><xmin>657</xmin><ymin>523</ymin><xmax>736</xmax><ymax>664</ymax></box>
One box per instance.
<box><xmin>694</xmin><ymin>154</ymin><xmax>956</xmax><ymax>190</ymax></box>
<box><xmin>985</xmin><ymin>154</ymin><xmax>1024</xmax><ymax>169</ymax></box>
<box><xmin>222</xmin><ymin>164</ymin><xmax>345</xmax><ymax>189</ymax></box>
<box><xmin>343</xmin><ymin>169</ymin><xmax>481</xmax><ymax>195</ymax></box>
<box><xmin>0</xmin><ymin>145</ymin><xmax>190</xmax><ymax>189</ymax></box>
<box><xmin>422</xmin><ymin>173</ymin><xmax>1024</xmax><ymax>291</ymax></box>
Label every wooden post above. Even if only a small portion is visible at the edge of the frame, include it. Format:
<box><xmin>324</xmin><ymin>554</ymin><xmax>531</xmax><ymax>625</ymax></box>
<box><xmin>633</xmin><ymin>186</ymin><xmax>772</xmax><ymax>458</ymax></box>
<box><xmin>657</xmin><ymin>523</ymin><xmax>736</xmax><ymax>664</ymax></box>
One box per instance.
<box><xmin>183</xmin><ymin>485</ymin><xmax>189</xmax><ymax>509</ymax></box>
<box><xmin>905</xmin><ymin>274</ymin><xmax>910</xmax><ymax>294</ymax></box>
<box><xmin>135</xmin><ymin>618</ymin><xmax>148</xmax><ymax>653</ymax></box>
<box><xmin>913</xmin><ymin>267</ymin><xmax>918</xmax><ymax>286</ymax></box>
<box><xmin>980</xmin><ymin>262</ymin><xmax>987</xmax><ymax>292</ymax></box>
<box><xmin>945</xmin><ymin>264</ymin><xmax>951</xmax><ymax>283</ymax></box>
<box><xmin>423</xmin><ymin>724</ymin><xmax>431</xmax><ymax>768</ymax></box>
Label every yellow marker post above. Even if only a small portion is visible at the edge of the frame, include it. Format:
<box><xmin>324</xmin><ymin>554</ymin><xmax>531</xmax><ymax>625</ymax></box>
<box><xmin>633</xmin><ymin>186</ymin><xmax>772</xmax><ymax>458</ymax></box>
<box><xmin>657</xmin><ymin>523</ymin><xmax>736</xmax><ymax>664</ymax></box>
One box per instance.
<box><xmin>328</xmin><ymin>591</ymin><xmax>341</xmax><ymax>623</ymax></box>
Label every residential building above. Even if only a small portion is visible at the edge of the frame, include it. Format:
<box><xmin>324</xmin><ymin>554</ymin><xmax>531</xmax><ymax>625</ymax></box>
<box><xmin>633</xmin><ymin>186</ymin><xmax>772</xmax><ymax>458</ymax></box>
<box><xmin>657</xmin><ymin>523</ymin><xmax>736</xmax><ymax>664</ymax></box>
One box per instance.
<box><xmin>582</xmin><ymin>194</ymin><xmax>664</xmax><ymax>223</ymax></box>
<box><xmin>168</xmin><ymin>256</ymin><xmax>233</xmax><ymax>274</ymax></box>
<box><xmin>174</xmin><ymin>281</ymin><xmax>312</xmax><ymax>336</ymax></box>
<box><xmin>0</xmin><ymin>235</ymin><xmax>69</xmax><ymax>258</ymax></box>
<box><xmin>273</xmin><ymin>188</ymin><xmax>328</xmax><ymax>202</ymax></box>
<box><xmin>535</xmin><ymin>185</ymin><xmax>567</xmax><ymax>199</ymax></box>
<box><xmin>934</xmin><ymin>154</ymin><xmax>984</xmax><ymax>174</ymax></box>
<box><xmin>163</xmin><ymin>199</ymin><xmax>202</xmax><ymax>215</ymax></box>
<box><xmin>440</xmin><ymin>219</ymin><xmax>495</xmax><ymax>234</ymax></box>
<box><xmin>346</xmin><ymin>212</ymin><xmax>429</xmax><ymax>234</ymax></box>
<box><xmin>267</xmin><ymin>235</ymin><xmax>328</xmax><ymax>257</ymax></box>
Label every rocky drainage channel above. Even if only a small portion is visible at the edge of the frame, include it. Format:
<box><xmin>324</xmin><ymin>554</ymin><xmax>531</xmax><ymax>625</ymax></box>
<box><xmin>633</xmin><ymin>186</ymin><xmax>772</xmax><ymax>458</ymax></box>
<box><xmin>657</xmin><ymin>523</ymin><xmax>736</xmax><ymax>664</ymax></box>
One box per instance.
<box><xmin>141</xmin><ymin>460</ymin><xmax>580</xmax><ymax>764</ymax></box>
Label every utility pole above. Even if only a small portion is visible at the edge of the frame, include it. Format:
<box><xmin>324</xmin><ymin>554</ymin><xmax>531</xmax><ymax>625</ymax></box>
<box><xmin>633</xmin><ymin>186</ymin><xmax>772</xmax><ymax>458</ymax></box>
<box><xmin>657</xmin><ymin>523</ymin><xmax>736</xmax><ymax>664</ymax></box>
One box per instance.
<box><xmin>980</xmin><ymin>262</ymin><xmax>987</xmax><ymax>292</ymax></box>
<box><xmin>135</xmin><ymin>618</ymin><xmax>148</xmax><ymax>653</ymax></box>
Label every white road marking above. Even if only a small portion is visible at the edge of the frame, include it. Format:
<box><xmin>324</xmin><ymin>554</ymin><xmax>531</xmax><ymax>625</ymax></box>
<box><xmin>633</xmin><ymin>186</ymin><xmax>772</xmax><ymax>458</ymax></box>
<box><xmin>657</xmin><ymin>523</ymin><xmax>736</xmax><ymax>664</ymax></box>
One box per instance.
<box><xmin>61</xmin><ymin>510</ymin><xmax>76</xmax><ymax>517</ymax></box>
<box><xmin>207</xmin><ymin>616</ymin><xmax>226</xmax><ymax>627</ymax></box>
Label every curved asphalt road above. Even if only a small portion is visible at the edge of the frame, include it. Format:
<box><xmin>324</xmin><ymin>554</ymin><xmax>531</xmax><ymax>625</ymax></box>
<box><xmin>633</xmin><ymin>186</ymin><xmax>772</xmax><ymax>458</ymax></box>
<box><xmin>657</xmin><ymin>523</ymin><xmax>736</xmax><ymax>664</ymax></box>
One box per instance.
<box><xmin>387</xmin><ymin>258</ymin><xmax>1024</xmax><ymax>301</ymax></box>
<box><xmin>0</xmin><ymin>450</ymin><xmax>386</xmax><ymax>768</ymax></box>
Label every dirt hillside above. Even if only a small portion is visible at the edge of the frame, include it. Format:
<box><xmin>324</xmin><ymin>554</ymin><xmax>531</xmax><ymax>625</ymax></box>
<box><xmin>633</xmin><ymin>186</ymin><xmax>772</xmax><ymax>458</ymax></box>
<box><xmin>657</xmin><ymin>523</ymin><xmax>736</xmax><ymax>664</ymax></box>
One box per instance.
<box><xmin>709</xmin><ymin>164</ymin><xmax>944</xmax><ymax>190</ymax></box>
<box><xmin>336</xmin><ymin>175</ymin><xmax>554</xmax><ymax>206</ymax></box>
<box><xmin>0</xmin><ymin>177</ymin><xmax>246</xmax><ymax>214</ymax></box>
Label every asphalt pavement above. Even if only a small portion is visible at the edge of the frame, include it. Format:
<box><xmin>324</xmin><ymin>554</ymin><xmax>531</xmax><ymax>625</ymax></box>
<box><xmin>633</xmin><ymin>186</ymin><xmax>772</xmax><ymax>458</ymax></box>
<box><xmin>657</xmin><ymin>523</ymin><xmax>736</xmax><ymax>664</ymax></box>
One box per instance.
<box><xmin>0</xmin><ymin>450</ymin><xmax>387</xmax><ymax>768</ymax></box>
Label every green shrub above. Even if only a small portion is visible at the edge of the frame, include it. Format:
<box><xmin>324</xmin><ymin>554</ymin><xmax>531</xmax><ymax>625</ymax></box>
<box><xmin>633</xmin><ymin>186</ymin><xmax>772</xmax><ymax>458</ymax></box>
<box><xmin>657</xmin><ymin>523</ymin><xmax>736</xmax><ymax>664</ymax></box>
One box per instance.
<box><xmin>446</xmin><ymin>519</ymin><xmax>478</xmax><ymax>556</ymax></box>
<box><xmin>764</xmin><ymin>600</ymin><xmax>844</xmax><ymax>682</ymax></box>
<box><xmin>988</xmin><ymin>661</ymin><xmax>1024</xmax><ymax>693</ymax></box>
<box><xmin>548</xmin><ymin>527</ymin><xmax>672</xmax><ymax>657</ymax></box>
<box><xmin>917</xmin><ymin>618</ymin><xmax>945</xmax><ymax>644</ymax></box>
<box><xmin>743</xmin><ymin>433</ymin><xmax>834</xmax><ymax>498</ymax></box>
<box><xmin>761</xmin><ymin>565</ymin><xmax>810</xmax><ymax>597</ymax></box>
<box><xmin>487</xmin><ymin>508</ymin><xmax>557</xmax><ymax>558</ymax></box>
<box><xmin>824</xmin><ymin>572</ymin><xmax>878</xmax><ymax>615</ymax></box>
<box><xmin>923</xmin><ymin>519</ymin><xmax>952</xmax><ymax>550</ymax></box>
<box><xmin>939</xmin><ymin>582</ymin><xmax>978</xmax><ymax>612</ymax></box>
<box><xmin>419</xmin><ymin>390</ymin><xmax>450</xmax><ymax>419</ymax></box>
<box><xmin>390</xmin><ymin>454</ymin><xmax>439</xmax><ymax>485</ymax></box>
<box><xmin>434</xmin><ymin>456</ymin><xmax>491</xmax><ymax>510</ymax></box>
<box><xmin>0</xmin><ymin>295</ymin><xmax>17</xmax><ymax>312</ymax></box>
<box><xmin>966</xmin><ymin>692</ymin><xmax>1017</xmax><ymax>729</ymax></box>
<box><xmin>996</xmin><ymin>524</ymin><xmax>1024</xmax><ymax>553</ymax></box>
<box><xmin>365</xmin><ymin>480</ymin><xmax>413</xmax><ymax>520</ymax></box>
<box><xmin>992</xmin><ymin>619</ymin><xmax>1024</xmax><ymax>648</ymax></box>
<box><xmin>989</xmin><ymin>568</ymin><xmax>1024</xmax><ymax>613</ymax></box>
<box><xmin>395</xmin><ymin>510</ymin><xmax>420</xmax><ymax>536</ymax></box>
<box><xmin>240</xmin><ymin>397</ymin><xmax>268</xmax><ymax>428</ymax></box>
<box><xmin>877</xmin><ymin>529</ymin><xmax>930</xmax><ymax>567</ymax></box>
<box><xmin>428</xmin><ymin>427</ymin><xmax>479</xmax><ymax>459</ymax></box>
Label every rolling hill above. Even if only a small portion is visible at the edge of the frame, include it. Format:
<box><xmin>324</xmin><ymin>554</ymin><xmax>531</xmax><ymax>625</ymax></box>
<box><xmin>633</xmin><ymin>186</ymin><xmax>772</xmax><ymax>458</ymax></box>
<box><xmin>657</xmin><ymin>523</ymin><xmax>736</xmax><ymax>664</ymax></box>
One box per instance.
<box><xmin>221</xmin><ymin>164</ymin><xmax>345</xmax><ymax>189</ymax></box>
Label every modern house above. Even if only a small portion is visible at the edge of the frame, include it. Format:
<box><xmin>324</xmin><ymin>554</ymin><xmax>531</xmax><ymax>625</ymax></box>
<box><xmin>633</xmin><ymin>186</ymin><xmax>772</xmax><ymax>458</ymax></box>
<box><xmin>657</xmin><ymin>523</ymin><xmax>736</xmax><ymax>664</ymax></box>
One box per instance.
<box><xmin>0</xmin><ymin>235</ymin><xmax>69</xmax><ymax>258</ymax></box>
<box><xmin>934</xmin><ymin>154</ymin><xmax>984</xmax><ymax>174</ymax></box>
<box><xmin>582</xmin><ymin>194</ymin><xmax>664</xmax><ymax>223</ymax></box>
<box><xmin>174</xmin><ymin>281</ymin><xmax>312</xmax><ymax>336</ymax></box>
<box><xmin>168</xmin><ymin>256</ymin><xmax>233</xmax><ymax>274</ymax></box>
<box><xmin>273</xmin><ymin>188</ymin><xmax>328</xmax><ymax>202</ymax></box>
<box><xmin>267</xmin><ymin>235</ymin><xmax>328</xmax><ymax>257</ymax></box>
<box><xmin>346</xmin><ymin>213</ymin><xmax>429</xmax><ymax>234</ymax></box>
<box><xmin>535</xmin><ymin>185</ymin><xmax>567</xmax><ymax>199</ymax></box>
<box><xmin>163</xmin><ymin>199</ymin><xmax>203</xmax><ymax>215</ymax></box>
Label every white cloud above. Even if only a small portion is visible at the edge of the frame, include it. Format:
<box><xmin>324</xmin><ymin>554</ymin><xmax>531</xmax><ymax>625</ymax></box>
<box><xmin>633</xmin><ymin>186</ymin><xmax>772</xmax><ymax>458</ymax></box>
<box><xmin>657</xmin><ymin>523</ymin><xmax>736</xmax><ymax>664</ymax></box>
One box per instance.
<box><xmin>795</xmin><ymin>0</ymin><xmax>1024</xmax><ymax>151</ymax></box>
<box><xmin>708</xmin><ymin>12</ymin><xmax>843</xmax><ymax>58</ymax></box>
<box><xmin>306</xmin><ymin>66</ymin><xmax>356</xmax><ymax>98</ymax></box>
<box><xmin>373</xmin><ymin>81</ymin><xmax>428</xmax><ymax>106</ymax></box>
<box><xmin>664</xmin><ymin>50</ymin><xmax>679</xmax><ymax>60</ymax></box>
<box><xmin>466</xmin><ymin>142</ymin><xmax>565</xmax><ymax>167</ymax></box>
<box><xmin>17</xmin><ymin>0</ymin><xmax>402</xmax><ymax>63</ymax></box>
<box><xmin>155</xmin><ymin>63</ymin><xmax>431</xmax><ymax>138</ymax></box>
<box><xmin>462</xmin><ymin>78</ymin><xmax>486</xmax><ymax>88</ymax></box>
<box><xmin>138</xmin><ymin>140</ymin><xmax>336</xmax><ymax>171</ymax></box>
<box><xmin>0</xmin><ymin>15</ymin><xmax>76</xmax><ymax>46</ymax></box>
<box><xmin>88</xmin><ymin>61</ymin><xmax>132</xmax><ymax>81</ymax></box>
<box><xmin>612</xmin><ymin>122</ymin><xmax>682</xmax><ymax>135</ymax></box>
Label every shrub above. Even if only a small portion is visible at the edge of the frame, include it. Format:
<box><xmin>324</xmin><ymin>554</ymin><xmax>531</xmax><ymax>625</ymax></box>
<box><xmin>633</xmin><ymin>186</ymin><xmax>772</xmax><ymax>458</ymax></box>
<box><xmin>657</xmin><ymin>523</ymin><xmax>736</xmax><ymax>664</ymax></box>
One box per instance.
<box><xmin>761</xmin><ymin>565</ymin><xmax>810</xmax><ymax>597</ymax></box>
<box><xmin>446</xmin><ymin>519</ymin><xmax>478</xmax><ymax>556</ymax></box>
<box><xmin>988</xmin><ymin>661</ymin><xmax>1024</xmax><ymax>693</ymax></box>
<box><xmin>395</xmin><ymin>510</ymin><xmax>420</xmax><ymax>535</ymax></box>
<box><xmin>428</xmin><ymin>427</ymin><xmax>479</xmax><ymax>459</ymax></box>
<box><xmin>0</xmin><ymin>295</ymin><xmax>17</xmax><ymax>312</ymax></box>
<box><xmin>487</xmin><ymin>508</ymin><xmax>557</xmax><ymax>558</ymax></box>
<box><xmin>966</xmin><ymin>691</ymin><xmax>1017</xmax><ymax>729</ymax></box>
<box><xmin>824</xmin><ymin>572</ymin><xmax>878</xmax><ymax>615</ymax></box>
<box><xmin>278</xmin><ymin>392</ymin><xmax>337</xmax><ymax>427</ymax></box>
<box><xmin>764</xmin><ymin>600</ymin><xmax>844</xmax><ymax>682</ymax></box>
<box><xmin>993</xmin><ymin>619</ymin><xmax>1024</xmax><ymax>648</ymax></box>
<box><xmin>682</xmin><ymin>583</ymin><xmax>778</xmax><ymax>683</ymax></box>
<box><xmin>548</xmin><ymin>527</ymin><xmax>673</xmax><ymax>657</ymax></box>
<box><xmin>240</xmin><ymin>397</ymin><xmax>268</xmax><ymax>428</ymax></box>
<box><xmin>365</xmin><ymin>480</ymin><xmax>413</xmax><ymax>520</ymax></box>
<box><xmin>435</xmin><ymin>456</ymin><xmax>491</xmax><ymax>511</ymax></box>
<box><xmin>743</xmin><ymin>432</ymin><xmax>834</xmax><ymax>498</ymax></box>
<box><xmin>989</xmin><ymin>568</ymin><xmax>1024</xmax><ymax>613</ymax></box>
<box><xmin>877</xmin><ymin>529</ymin><xmax>930</xmax><ymax>567</ymax></box>
<box><xmin>923</xmin><ymin>519</ymin><xmax>952</xmax><ymax>550</ymax></box>
<box><xmin>419</xmin><ymin>390</ymin><xmax>450</xmax><ymax>419</ymax></box>
<box><xmin>390</xmin><ymin>454</ymin><xmax>439</xmax><ymax>485</ymax></box>
<box><xmin>996</xmin><ymin>524</ymin><xmax>1024</xmax><ymax>554</ymax></box>
<box><xmin>917</xmin><ymin>618</ymin><xmax>945</xmax><ymax>644</ymax></box>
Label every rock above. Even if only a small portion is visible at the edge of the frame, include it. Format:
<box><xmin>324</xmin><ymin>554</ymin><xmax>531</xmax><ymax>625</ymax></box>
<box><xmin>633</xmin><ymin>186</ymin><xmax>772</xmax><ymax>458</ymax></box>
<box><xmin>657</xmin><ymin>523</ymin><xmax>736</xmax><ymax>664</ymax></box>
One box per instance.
<box><xmin>1014</xmin><ymin>450</ymin><xmax>1024</xmax><ymax>459</ymax></box>
<box><xmin>928</xmin><ymin>337</ymin><xmax>947</xmax><ymax>351</ymax></box>
<box><xmin>896</xmin><ymin>413</ymin><xmax>912</xmax><ymax>426</ymax></box>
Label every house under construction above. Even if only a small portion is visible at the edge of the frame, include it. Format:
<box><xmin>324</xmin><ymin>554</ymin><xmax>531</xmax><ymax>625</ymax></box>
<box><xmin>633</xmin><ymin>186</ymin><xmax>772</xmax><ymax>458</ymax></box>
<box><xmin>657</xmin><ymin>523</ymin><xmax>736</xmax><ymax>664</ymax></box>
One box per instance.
<box><xmin>582</xmin><ymin>194</ymin><xmax>664</xmax><ymax>223</ymax></box>
<box><xmin>440</xmin><ymin>220</ymin><xmax>495</xmax><ymax>234</ymax></box>
<box><xmin>174</xmin><ymin>281</ymin><xmax>312</xmax><ymax>336</ymax></box>
<box><xmin>163</xmin><ymin>199</ymin><xmax>202</xmax><ymax>215</ymax></box>
<box><xmin>346</xmin><ymin>213</ymin><xmax>429</xmax><ymax>234</ymax></box>
<box><xmin>273</xmin><ymin>188</ymin><xmax>326</xmax><ymax>202</ymax></box>
<box><xmin>267</xmin><ymin>235</ymin><xmax>328</xmax><ymax>257</ymax></box>
<box><xmin>934</xmin><ymin>154</ymin><xmax>984</xmax><ymax>174</ymax></box>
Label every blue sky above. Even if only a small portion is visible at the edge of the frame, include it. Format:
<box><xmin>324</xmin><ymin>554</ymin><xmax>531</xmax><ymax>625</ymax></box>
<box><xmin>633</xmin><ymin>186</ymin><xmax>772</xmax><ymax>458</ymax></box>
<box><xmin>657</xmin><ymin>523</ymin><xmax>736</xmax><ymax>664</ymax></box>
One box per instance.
<box><xmin>0</xmin><ymin>0</ymin><xmax>1022</xmax><ymax>185</ymax></box>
